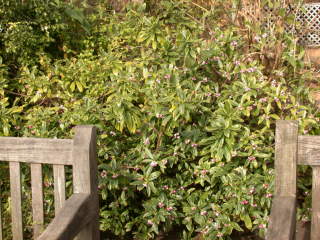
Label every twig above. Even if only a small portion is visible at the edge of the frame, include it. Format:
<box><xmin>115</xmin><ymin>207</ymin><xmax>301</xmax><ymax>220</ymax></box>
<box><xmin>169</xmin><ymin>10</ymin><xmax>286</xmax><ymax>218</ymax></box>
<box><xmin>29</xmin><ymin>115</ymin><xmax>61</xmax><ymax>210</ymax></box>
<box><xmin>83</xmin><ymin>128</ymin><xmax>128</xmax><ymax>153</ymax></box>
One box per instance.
<box><xmin>3</xmin><ymin>89</ymin><xmax>29</xmax><ymax>97</ymax></box>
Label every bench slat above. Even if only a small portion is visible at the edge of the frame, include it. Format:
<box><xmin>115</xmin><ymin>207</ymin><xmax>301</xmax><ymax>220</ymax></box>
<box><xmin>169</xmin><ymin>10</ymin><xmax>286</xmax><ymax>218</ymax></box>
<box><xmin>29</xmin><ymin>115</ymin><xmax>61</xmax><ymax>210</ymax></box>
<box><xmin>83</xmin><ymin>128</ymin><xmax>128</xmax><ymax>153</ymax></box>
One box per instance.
<box><xmin>0</xmin><ymin>138</ymin><xmax>73</xmax><ymax>165</ymax></box>
<box><xmin>9</xmin><ymin>162</ymin><xmax>23</xmax><ymax>240</ymax></box>
<box><xmin>298</xmin><ymin>136</ymin><xmax>320</xmax><ymax>166</ymax></box>
<box><xmin>266</xmin><ymin>196</ymin><xmax>296</xmax><ymax>240</ymax></box>
<box><xmin>53</xmin><ymin>165</ymin><xmax>66</xmax><ymax>215</ymax></box>
<box><xmin>275</xmin><ymin>120</ymin><xmax>298</xmax><ymax>196</ymax></box>
<box><xmin>31</xmin><ymin>163</ymin><xmax>44</xmax><ymax>238</ymax></box>
<box><xmin>312</xmin><ymin>167</ymin><xmax>320</xmax><ymax>240</ymax></box>
<box><xmin>0</xmin><ymin>197</ymin><xmax>2</xmax><ymax>240</ymax></box>
<box><xmin>37</xmin><ymin>193</ymin><xmax>93</xmax><ymax>240</ymax></box>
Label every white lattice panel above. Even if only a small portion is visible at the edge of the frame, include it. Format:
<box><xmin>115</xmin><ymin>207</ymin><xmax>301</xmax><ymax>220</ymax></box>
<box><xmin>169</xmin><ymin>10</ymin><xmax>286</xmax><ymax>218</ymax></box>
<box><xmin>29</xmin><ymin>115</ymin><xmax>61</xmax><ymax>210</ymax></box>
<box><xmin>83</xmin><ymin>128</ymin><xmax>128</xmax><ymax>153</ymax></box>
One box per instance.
<box><xmin>296</xmin><ymin>3</ymin><xmax>320</xmax><ymax>47</ymax></box>
<box><xmin>263</xmin><ymin>3</ymin><xmax>320</xmax><ymax>47</ymax></box>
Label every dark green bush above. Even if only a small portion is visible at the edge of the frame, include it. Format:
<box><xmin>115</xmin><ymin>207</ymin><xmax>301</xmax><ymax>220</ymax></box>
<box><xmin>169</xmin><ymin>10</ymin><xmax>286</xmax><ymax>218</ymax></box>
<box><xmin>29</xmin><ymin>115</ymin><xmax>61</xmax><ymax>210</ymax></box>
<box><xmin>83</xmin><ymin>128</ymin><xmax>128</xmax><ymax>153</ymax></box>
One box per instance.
<box><xmin>0</xmin><ymin>0</ymin><xmax>318</xmax><ymax>239</ymax></box>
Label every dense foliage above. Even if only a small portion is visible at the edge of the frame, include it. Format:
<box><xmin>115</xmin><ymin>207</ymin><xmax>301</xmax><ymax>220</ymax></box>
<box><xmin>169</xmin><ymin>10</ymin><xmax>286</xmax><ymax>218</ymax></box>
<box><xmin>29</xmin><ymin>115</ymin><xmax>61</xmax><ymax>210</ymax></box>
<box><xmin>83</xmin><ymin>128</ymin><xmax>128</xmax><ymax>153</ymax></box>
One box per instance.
<box><xmin>0</xmin><ymin>0</ymin><xmax>319</xmax><ymax>239</ymax></box>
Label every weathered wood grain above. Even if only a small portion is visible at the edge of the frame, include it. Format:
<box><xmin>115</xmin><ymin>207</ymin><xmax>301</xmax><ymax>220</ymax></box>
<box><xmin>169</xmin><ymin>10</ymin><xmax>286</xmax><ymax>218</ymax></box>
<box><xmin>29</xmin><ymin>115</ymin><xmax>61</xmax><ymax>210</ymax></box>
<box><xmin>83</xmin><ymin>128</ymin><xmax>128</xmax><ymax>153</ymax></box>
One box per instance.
<box><xmin>73</xmin><ymin>126</ymin><xmax>100</xmax><ymax>240</ymax></box>
<box><xmin>266</xmin><ymin>121</ymin><xmax>298</xmax><ymax>240</ymax></box>
<box><xmin>266</xmin><ymin>196</ymin><xmax>296</xmax><ymax>240</ymax></box>
<box><xmin>0</xmin><ymin>137</ymin><xmax>73</xmax><ymax>165</ymax></box>
<box><xmin>37</xmin><ymin>193</ymin><xmax>94</xmax><ymax>240</ymax></box>
<box><xmin>31</xmin><ymin>163</ymin><xmax>44</xmax><ymax>238</ymax></box>
<box><xmin>53</xmin><ymin>165</ymin><xmax>66</xmax><ymax>215</ymax></box>
<box><xmin>275</xmin><ymin>120</ymin><xmax>298</xmax><ymax>197</ymax></box>
<box><xmin>311</xmin><ymin>167</ymin><xmax>320</xmax><ymax>240</ymax></box>
<box><xmin>1</xmin><ymin>126</ymin><xmax>99</xmax><ymax>240</ymax></box>
<box><xmin>9</xmin><ymin>162</ymin><xmax>23</xmax><ymax>240</ymax></box>
<box><xmin>0</xmin><ymin>197</ymin><xmax>2</xmax><ymax>240</ymax></box>
<box><xmin>298</xmin><ymin>136</ymin><xmax>320</xmax><ymax>166</ymax></box>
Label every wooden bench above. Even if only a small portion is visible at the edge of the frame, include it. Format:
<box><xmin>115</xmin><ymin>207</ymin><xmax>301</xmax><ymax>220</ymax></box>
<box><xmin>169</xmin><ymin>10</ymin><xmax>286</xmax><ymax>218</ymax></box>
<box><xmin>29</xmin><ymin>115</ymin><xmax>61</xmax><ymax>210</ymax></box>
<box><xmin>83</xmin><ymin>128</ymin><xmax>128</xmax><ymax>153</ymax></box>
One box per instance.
<box><xmin>0</xmin><ymin>126</ymin><xmax>100</xmax><ymax>240</ymax></box>
<box><xmin>266</xmin><ymin>120</ymin><xmax>319</xmax><ymax>240</ymax></box>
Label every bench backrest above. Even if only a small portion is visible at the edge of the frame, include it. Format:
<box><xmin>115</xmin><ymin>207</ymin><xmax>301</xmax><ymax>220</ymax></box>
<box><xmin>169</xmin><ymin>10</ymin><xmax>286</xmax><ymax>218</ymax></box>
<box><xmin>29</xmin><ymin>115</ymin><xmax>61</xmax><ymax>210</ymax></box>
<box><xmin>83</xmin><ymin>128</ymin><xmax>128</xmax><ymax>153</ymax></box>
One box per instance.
<box><xmin>0</xmin><ymin>126</ymin><xmax>99</xmax><ymax>240</ymax></box>
<box><xmin>267</xmin><ymin>120</ymin><xmax>320</xmax><ymax>240</ymax></box>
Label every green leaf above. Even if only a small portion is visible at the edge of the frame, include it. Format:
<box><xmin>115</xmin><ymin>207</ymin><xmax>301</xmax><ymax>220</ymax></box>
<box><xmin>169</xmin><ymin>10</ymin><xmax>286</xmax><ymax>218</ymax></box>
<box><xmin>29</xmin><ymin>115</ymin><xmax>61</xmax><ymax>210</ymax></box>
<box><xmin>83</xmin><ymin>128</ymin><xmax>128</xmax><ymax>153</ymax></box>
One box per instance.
<box><xmin>149</xmin><ymin>171</ymin><xmax>160</xmax><ymax>180</ymax></box>
<box><xmin>145</xmin><ymin>148</ymin><xmax>154</xmax><ymax>160</ymax></box>
<box><xmin>76</xmin><ymin>81</ymin><xmax>83</xmax><ymax>92</ymax></box>
<box><xmin>70</xmin><ymin>82</ymin><xmax>75</xmax><ymax>92</ymax></box>
<box><xmin>241</xmin><ymin>214</ymin><xmax>252</xmax><ymax>230</ymax></box>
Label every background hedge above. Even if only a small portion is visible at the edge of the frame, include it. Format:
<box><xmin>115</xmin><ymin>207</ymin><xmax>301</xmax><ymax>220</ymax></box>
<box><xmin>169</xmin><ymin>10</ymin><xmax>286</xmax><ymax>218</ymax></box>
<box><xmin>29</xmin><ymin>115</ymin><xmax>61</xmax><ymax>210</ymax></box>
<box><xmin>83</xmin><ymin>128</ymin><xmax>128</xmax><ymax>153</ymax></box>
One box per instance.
<box><xmin>0</xmin><ymin>0</ymin><xmax>319</xmax><ymax>239</ymax></box>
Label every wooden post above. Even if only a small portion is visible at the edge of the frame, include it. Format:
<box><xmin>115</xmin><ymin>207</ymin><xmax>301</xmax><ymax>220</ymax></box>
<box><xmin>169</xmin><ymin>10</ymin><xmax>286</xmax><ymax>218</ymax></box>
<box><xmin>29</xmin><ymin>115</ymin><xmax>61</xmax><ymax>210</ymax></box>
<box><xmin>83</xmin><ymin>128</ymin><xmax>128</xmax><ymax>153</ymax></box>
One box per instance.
<box><xmin>72</xmin><ymin>126</ymin><xmax>100</xmax><ymax>240</ymax></box>
<box><xmin>0</xmin><ymin>195</ymin><xmax>2</xmax><ymax>240</ymax></box>
<box><xmin>266</xmin><ymin>120</ymin><xmax>298</xmax><ymax>240</ymax></box>
<box><xmin>274</xmin><ymin>120</ymin><xmax>298</xmax><ymax>197</ymax></box>
<box><xmin>311</xmin><ymin>167</ymin><xmax>320</xmax><ymax>240</ymax></box>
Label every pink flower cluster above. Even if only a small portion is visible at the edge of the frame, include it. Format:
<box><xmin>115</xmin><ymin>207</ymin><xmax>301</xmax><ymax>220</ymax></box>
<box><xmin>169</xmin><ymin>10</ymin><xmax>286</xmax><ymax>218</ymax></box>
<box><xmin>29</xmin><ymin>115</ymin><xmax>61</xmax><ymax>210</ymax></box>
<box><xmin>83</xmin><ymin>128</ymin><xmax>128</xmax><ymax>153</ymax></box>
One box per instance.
<box><xmin>173</xmin><ymin>133</ymin><xmax>180</xmax><ymax>139</ymax></box>
<box><xmin>217</xmin><ymin>232</ymin><xmax>223</xmax><ymax>237</ymax></box>
<box><xmin>150</xmin><ymin>161</ymin><xmax>158</xmax><ymax>167</ymax></box>
<box><xmin>259</xmin><ymin>224</ymin><xmax>266</xmax><ymax>229</ymax></box>
<box><xmin>156</xmin><ymin>113</ymin><xmax>164</xmax><ymax>118</ymax></box>
<box><xmin>100</xmin><ymin>170</ymin><xmax>107</xmax><ymax>178</ymax></box>
<box><xmin>200</xmin><ymin>210</ymin><xmax>208</xmax><ymax>216</ymax></box>
<box><xmin>231</xmin><ymin>41</ymin><xmax>238</xmax><ymax>47</ymax></box>
<box><xmin>259</xmin><ymin>97</ymin><xmax>268</xmax><ymax>103</ymax></box>
<box><xmin>158</xmin><ymin>202</ymin><xmax>165</xmax><ymax>208</ymax></box>
<box><xmin>240</xmin><ymin>67</ymin><xmax>257</xmax><ymax>73</ymax></box>
<box><xmin>240</xmin><ymin>200</ymin><xmax>249</xmax><ymax>205</ymax></box>
<box><xmin>211</xmin><ymin>158</ymin><xmax>217</xmax><ymax>163</ymax></box>
<box><xmin>201</xmin><ymin>169</ymin><xmax>208</xmax><ymax>175</ymax></box>
<box><xmin>234</xmin><ymin>60</ymin><xmax>241</xmax><ymax>66</ymax></box>
<box><xmin>271</xmin><ymin>80</ymin><xmax>278</xmax><ymax>87</ymax></box>
<box><xmin>266</xmin><ymin>193</ymin><xmax>273</xmax><ymax>198</ymax></box>
<box><xmin>191</xmin><ymin>143</ymin><xmax>198</xmax><ymax>148</ymax></box>
<box><xmin>166</xmin><ymin>206</ymin><xmax>173</xmax><ymax>211</ymax></box>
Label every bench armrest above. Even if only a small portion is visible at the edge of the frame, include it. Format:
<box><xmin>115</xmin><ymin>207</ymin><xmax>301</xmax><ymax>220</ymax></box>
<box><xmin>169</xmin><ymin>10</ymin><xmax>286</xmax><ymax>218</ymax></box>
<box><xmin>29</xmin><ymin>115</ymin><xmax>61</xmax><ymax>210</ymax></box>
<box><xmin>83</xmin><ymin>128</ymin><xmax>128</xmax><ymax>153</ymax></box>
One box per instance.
<box><xmin>266</xmin><ymin>196</ymin><xmax>296</xmax><ymax>240</ymax></box>
<box><xmin>37</xmin><ymin>193</ymin><xmax>95</xmax><ymax>240</ymax></box>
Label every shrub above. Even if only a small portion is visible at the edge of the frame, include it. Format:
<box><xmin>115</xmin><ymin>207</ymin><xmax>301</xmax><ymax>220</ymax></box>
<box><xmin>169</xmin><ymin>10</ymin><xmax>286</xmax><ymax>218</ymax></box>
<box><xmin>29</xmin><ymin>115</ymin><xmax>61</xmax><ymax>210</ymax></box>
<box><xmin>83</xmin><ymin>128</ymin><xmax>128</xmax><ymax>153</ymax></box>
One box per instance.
<box><xmin>0</xmin><ymin>0</ymin><xmax>318</xmax><ymax>239</ymax></box>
